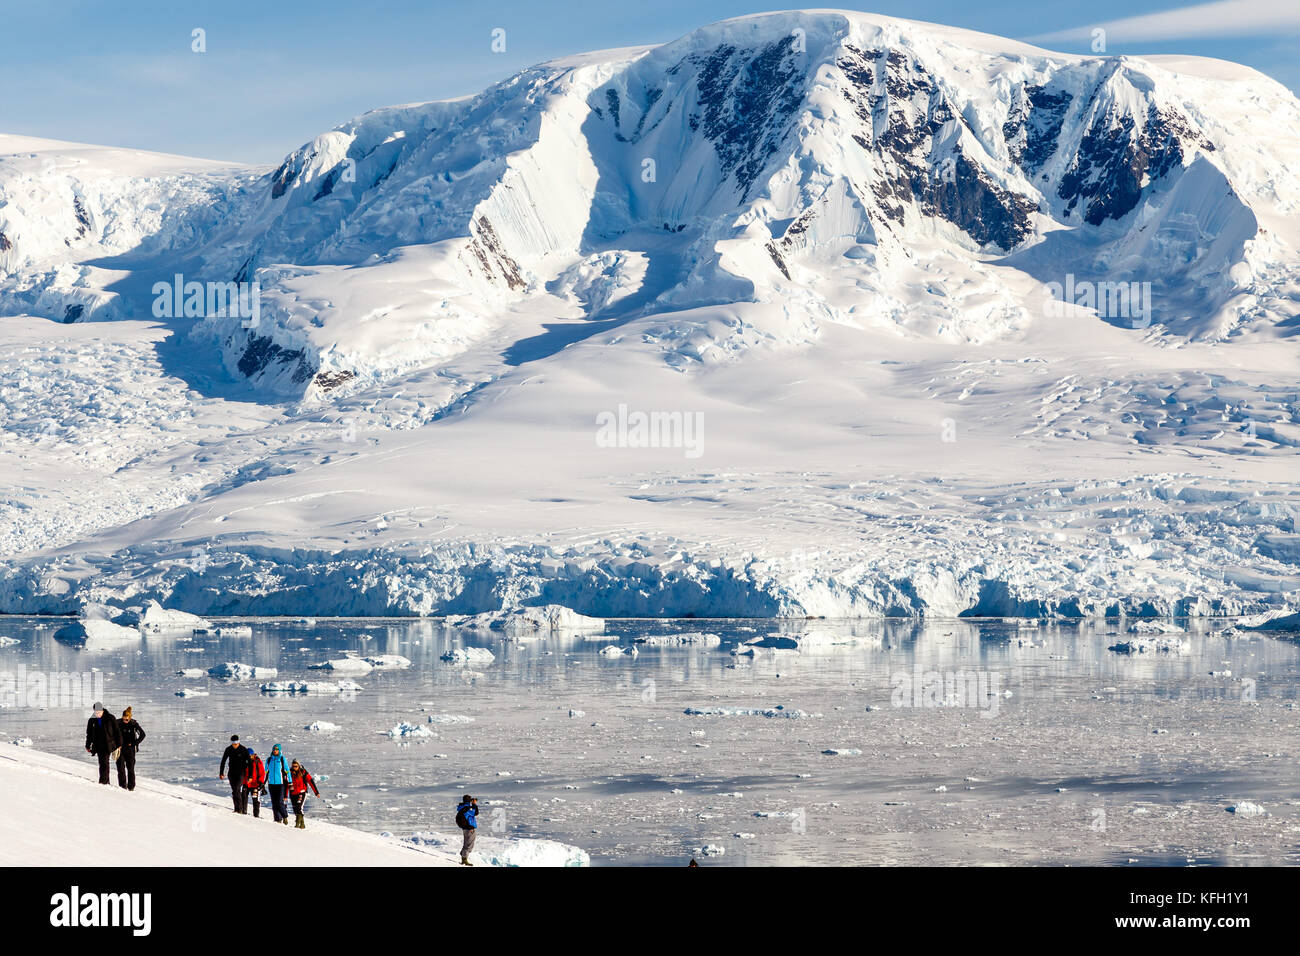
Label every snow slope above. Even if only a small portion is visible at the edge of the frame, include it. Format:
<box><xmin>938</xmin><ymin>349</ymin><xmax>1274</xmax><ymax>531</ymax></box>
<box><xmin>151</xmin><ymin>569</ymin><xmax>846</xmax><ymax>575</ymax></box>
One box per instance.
<box><xmin>0</xmin><ymin>745</ymin><xmax>458</xmax><ymax>866</ymax></box>
<box><xmin>1</xmin><ymin>10</ymin><xmax>1298</xmax><ymax>619</ymax></box>
<box><xmin>0</xmin><ymin>745</ymin><xmax>588</xmax><ymax>866</ymax></box>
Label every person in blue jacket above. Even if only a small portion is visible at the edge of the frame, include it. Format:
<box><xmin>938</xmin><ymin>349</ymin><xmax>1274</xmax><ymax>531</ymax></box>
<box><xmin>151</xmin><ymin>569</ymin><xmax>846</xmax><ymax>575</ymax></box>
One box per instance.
<box><xmin>265</xmin><ymin>743</ymin><xmax>291</xmax><ymax>824</ymax></box>
<box><xmin>455</xmin><ymin>794</ymin><xmax>480</xmax><ymax>866</ymax></box>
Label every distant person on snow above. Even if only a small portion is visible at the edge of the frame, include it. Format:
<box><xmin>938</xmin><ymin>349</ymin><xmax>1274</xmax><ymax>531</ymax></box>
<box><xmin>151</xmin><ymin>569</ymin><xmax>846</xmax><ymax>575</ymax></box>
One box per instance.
<box><xmin>115</xmin><ymin>706</ymin><xmax>146</xmax><ymax>791</ymax></box>
<box><xmin>455</xmin><ymin>794</ymin><xmax>480</xmax><ymax>866</ymax></box>
<box><xmin>219</xmin><ymin>735</ymin><xmax>252</xmax><ymax>812</ymax></box>
<box><xmin>288</xmin><ymin>759</ymin><xmax>320</xmax><ymax>829</ymax></box>
<box><xmin>84</xmin><ymin>702</ymin><xmax>123</xmax><ymax>785</ymax></box>
<box><xmin>265</xmin><ymin>743</ymin><xmax>291</xmax><ymax>824</ymax></box>
<box><xmin>243</xmin><ymin>747</ymin><xmax>267</xmax><ymax>818</ymax></box>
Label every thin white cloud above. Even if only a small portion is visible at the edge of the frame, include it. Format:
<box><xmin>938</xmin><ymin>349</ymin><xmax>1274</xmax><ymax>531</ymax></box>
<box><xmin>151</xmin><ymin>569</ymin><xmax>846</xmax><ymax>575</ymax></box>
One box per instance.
<box><xmin>1028</xmin><ymin>0</ymin><xmax>1300</xmax><ymax>44</ymax></box>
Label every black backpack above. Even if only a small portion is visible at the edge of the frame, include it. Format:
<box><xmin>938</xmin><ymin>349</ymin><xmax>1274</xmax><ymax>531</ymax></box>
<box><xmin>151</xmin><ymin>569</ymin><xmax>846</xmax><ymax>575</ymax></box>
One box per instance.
<box><xmin>455</xmin><ymin>804</ymin><xmax>471</xmax><ymax>830</ymax></box>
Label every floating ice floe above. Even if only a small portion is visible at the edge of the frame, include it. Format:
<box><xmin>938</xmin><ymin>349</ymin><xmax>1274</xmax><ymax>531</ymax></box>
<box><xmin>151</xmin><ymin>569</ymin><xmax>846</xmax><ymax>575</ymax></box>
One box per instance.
<box><xmin>195</xmin><ymin>625</ymin><xmax>254</xmax><ymax>638</ymax></box>
<box><xmin>635</xmin><ymin>632</ymin><xmax>722</xmax><ymax>647</ymax></box>
<box><xmin>136</xmin><ymin>600</ymin><xmax>212</xmax><ymax>632</ymax></box>
<box><xmin>305</xmin><ymin>721</ymin><xmax>340</xmax><ymax>733</ymax></box>
<box><xmin>176</xmin><ymin>688</ymin><xmax>209</xmax><ymax>698</ymax></box>
<box><xmin>176</xmin><ymin>668</ymin><xmax>206</xmax><ymax>679</ymax></box>
<box><xmin>1227</xmin><ymin>801</ymin><xmax>1266</xmax><ymax>816</ymax></box>
<box><xmin>260</xmin><ymin>679</ymin><xmax>362</xmax><ymax>695</ymax></box>
<box><xmin>696</xmin><ymin>845</ymin><xmax>725</xmax><ymax>857</ymax></box>
<box><xmin>53</xmin><ymin>619</ymin><xmax>141</xmax><ymax>649</ymax></box>
<box><xmin>387</xmin><ymin>722</ymin><xmax>435</xmax><ymax>739</ymax></box>
<box><xmin>403</xmin><ymin>831</ymin><xmax>589</xmax><ymax>866</ymax></box>
<box><xmin>12</xmin><ymin>737</ymin><xmax>34</xmax><ymax>747</ymax></box>
<box><xmin>0</xmin><ymin>636</ymin><xmax>21</xmax><ymax>647</ymax></box>
<box><xmin>1235</xmin><ymin>609</ymin><xmax>1300</xmax><ymax>632</ymax></box>
<box><xmin>568</xmin><ymin>709</ymin><xmax>585</xmax><ymax>718</ymax></box>
<box><xmin>448</xmin><ymin>604</ymin><xmax>605</xmax><ymax>637</ymax></box>
<box><xmin>1108</xmin><ymin>636</ymin><xmax>1190</xmax><ymax>654</ymax></box>
<box><xmin>440</xmin><ymin>647</ymin><xmax>495</xmax><ymax>664</ymax></box>
<box><xmin>207</xmin><ymin>661</ymin><xmax>277</xmax><ymax>681</ymax></box>
<box><xmin>598</xmin><ymin>644</ymin><xmax>638</xmax><ymax>658</ymax></box>
<box><xmin>424</xmin><ymin>713</ymin><xmax>474</xmax><ymax>724</ymax></box>
<box><xmin>684</xmin><ymin>705</ymin><xmax>821</xmax><ymax>719</ymax></box>
<box><xmin>821</xmin><ymin>748</ymin><xmax>862</xmax><ymax>756</ymax></box>
<box><xmin>732</xmin><ymin>629</ymin><xmax>869</xmax><ymax>654</ymax></box>
<box><xmin>1127</xmin><ymin>621</ymin><xmax>1186</xmax><ymax>635</ymax></box>
<box><xmin>309</xmin><ymin>657</ymin><xmax>373</xmax><ymax>674</ymax></box>
<box><xmin>363</xmin><ymin>655</ymin><xmax>411</xmax><ymax>669</ymax></box>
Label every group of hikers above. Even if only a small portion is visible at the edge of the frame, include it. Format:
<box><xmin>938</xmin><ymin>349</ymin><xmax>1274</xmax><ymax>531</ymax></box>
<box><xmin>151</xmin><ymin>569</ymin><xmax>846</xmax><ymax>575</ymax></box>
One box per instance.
<box><xmin>83</xmin><ymin>704</ymin><xmax>321</xmax><ymax>830</ymax></box>
<box><xmin>86</xmin><ymin>703</ymin><xmax>481</xmax><ymax>862</ymax></box>
<box><xmin>84</xmin><ymin>702</ymin><xmax>146</xmax><ymax>790</ymax></box>
<box><xmin>219</xmin><ymin>735</ymin><xmax>320</xmax><ymax>828</ymax></box>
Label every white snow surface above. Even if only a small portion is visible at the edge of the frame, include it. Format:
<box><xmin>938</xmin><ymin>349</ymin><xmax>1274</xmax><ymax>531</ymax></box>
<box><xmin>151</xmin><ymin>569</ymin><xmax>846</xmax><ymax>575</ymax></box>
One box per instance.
<box><xmin>0</xmin><ymin>745</ymin><xmax>460</xmax><ymax>866</ymax></box>
<box><xmin>1</xmin><ymin>11</ymin><xmax>1299</xmax><ymax>620</ymax></box>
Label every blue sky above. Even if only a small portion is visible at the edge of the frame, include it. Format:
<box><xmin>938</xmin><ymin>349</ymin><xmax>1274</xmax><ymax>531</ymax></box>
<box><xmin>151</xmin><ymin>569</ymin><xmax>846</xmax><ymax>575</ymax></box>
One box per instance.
<box><xmin>1</xmin><ymin>0</ymin><xmax>1296</xmax><ymax>164</ymax></box>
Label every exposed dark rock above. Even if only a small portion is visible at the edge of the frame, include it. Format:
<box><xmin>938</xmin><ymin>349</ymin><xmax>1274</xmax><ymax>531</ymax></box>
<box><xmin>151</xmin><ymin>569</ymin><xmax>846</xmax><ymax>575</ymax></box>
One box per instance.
<box><xmin>313</xmin><ymin>167</ymin><xmax>340</xmax><ymax>201</ymax></box>
<box><xmin>237</xmin><ymin>334</ymin><xmax>309</xmax><ymax>382</ymax></box>
<box><xmin>313</xmin><ymin>369</ymin><xmax>355</xmax><ymax>391</ymax></box>
<box><xmin>837</xmin><ymin>44</ymin><xmax>1036</xmax><ymax>249</ymax></box>
<box><xmin>1060</xmin><ymin>104</ymin><xmax>1186</xmax><ymax>225</ymax></box>
<box><xmin>270</xmin><ymin>160</ymin><xmax>295</xmax><ymax>199</ymax></box>
<box><xmin>606</xmin><ymin>88</ymin><xmax>622</xmax><ymax>130</ymax></box>
<box><xmin>466</xmin><ymin>215</ymin><xmax>525</xmax><ymax>290</ymax></box>
<box><xmin>72</xmin><ymin>196</ymin><xmax>91</xmax><ymax>240</ymax></box>
<box><xmin>686</xmin><ymin>37</ymin><xmax>805</xmax><ymax>198</ymax></box>
<box><xmin>765</xmin><ymin>241</ymin><xmax>791</xmax><ymax>279</ymax></box>
<box><xmin>1003</xmin><ymin>85</ymin><xmax>1073</xmax><ymax>172</ymax></box>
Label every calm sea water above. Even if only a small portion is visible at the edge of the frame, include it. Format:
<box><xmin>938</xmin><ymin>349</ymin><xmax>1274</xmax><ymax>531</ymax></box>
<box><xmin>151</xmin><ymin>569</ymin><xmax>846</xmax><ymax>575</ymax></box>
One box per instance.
<box><xmin>2</xmin><ymin>616</ymin><xmax>1296</xmax><ymax>865</ymax></box>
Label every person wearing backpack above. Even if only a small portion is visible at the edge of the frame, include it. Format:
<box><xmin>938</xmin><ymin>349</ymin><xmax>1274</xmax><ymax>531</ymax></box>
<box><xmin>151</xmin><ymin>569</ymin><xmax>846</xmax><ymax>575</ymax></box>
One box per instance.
<box><xmin>84</xmin><ymin>702</ymin><xmax>123</xmax><ymax>785</ymax></box>
<box><xmin>115</xmin><ymin>706</ymin><xmax>146</xmax><ymax>791</ymax></box>
<box><xmin>242</xmin><ymin>748</ymin><xmax>267</xmax><ymax>818</ymax></box>
<box><xmin>219</xmin><ymin>735</ymin><xmax>252</xmax><ymax>812</ymax></box>
<box><xmin>455</xmin><ymin>794</ymin><xmax>480</xmax><ymax>866</ymax></box>
<box><xmin>288</xmin><ymin>759</ymin><xmax>320</xmax><ymax>829</ymax></box>
<box><xmin>265</xmin><ymin>744</ymin><xmax>291</xmax><ymax>824</ymax></box>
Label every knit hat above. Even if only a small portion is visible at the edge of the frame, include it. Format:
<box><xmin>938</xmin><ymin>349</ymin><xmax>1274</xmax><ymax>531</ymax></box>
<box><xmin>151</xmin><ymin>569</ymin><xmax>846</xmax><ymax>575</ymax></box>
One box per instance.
<box><xmin>230</xmin><ymin>734</ymin><xmax>239</xmax><ymax>742</ymax></box>
<box><xmin>92</xmin><ymin>701</ymin><xmax>104</xmax><ymax>713</ymax></box>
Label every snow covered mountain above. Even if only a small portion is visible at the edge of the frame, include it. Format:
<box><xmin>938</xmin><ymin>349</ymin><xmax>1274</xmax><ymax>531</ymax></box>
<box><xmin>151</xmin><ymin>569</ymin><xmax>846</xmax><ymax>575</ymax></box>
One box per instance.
<box><xmin>5</xmin><ymin>11</ymin><xmax>1298</xmax><ymax>394</ymax></box>
<box><xmin>1</xmin><ymin>11</ymin><xmax>1298</xmax><ymax>619</ymax></box>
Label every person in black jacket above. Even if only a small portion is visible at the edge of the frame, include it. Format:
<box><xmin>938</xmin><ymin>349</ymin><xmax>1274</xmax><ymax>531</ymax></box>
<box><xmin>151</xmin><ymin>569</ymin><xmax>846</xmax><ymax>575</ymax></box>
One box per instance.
<box><xmin>218</xmin><ymin>735</ymin><xmax>251</xmax><ymax>813</ymax></box>
<box><xmin>84</xmin><ymin>702</ymin><xmax>123</xmax><ymax>785</ymax></box>
<box><xmin>115</xmin><ymin>706</ymin><xmax>146</xmax><ymax>791</ymax></box>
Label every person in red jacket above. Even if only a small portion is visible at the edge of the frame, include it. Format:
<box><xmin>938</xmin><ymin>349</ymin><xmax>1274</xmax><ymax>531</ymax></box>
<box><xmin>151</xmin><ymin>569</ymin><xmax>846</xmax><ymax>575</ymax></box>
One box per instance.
<box><xmin>288</xmin><ymin>759</ymin><xmax>320</xmax><ymax>829</ymax></box>
<box><xmin>242</xmin><ymin>748</ymin><xmax>267</xmax><ymax>819</ymax></box>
